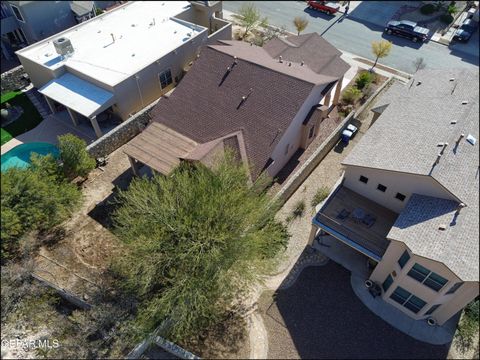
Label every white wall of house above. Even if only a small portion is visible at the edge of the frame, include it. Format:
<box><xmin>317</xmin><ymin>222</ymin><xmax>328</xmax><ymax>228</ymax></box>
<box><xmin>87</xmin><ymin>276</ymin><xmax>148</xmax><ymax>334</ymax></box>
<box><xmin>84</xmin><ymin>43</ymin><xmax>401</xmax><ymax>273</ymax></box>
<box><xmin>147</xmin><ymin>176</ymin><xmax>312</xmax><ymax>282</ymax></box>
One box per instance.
<box><xmin>343</xmin><ymin>166</ymin><xmax>458</xmax><ymax>213</ymax></box>
<box><xmin>370</xmin><ymin>240</ymin><xmax>479</xmax><ymax>325</ymax></box>
<box><xmin>113</xmin><ymin>31</ymin><xmax>208</xmax><ymax>120</ymax></box>
<box><xmin>267</xmin><ymin>83</ymin><xmax>328</xmax><ymax>177</ymax></box>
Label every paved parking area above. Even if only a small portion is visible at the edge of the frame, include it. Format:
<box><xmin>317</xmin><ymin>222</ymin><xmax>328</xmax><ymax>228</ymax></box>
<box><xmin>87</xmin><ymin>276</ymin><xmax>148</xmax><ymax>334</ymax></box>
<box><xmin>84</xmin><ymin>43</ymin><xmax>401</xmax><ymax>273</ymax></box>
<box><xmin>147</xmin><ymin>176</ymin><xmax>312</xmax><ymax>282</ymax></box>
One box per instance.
<box><xmin>260</xmin><ymin>263</ymin><xmax>450</xmax><ymax>359</ymax></box>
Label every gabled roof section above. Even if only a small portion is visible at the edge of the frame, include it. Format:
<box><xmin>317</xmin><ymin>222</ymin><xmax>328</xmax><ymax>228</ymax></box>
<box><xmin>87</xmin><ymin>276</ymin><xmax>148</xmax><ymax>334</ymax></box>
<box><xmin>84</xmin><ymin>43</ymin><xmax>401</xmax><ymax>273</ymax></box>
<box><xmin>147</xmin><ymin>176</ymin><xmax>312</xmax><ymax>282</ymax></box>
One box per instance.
<box><xmin>263</xmin><ymin>33</ymin><xmax>350</xmax><ymax>79</ymax></box>
<box><xmin>209</xmin><ymin>40</ymin><xmax>339</xmax><ymax>85</ymax></box>
<box><xmin>343</xmin><ymin>69</ymin><xmax>479</xmax><ymax>204</ymax></box>
<box><xmin>388</xmin><ymin>194</ymin><xmax>479</xmax><ymax>281</ymax></box>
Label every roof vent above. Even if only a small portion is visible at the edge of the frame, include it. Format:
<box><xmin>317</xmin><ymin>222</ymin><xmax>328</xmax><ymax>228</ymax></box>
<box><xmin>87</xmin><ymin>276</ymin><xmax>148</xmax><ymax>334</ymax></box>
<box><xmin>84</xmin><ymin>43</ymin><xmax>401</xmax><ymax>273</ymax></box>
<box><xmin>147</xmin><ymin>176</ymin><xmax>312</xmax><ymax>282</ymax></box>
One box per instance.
<box><xmin>435</xmin><ymin>153</ymin><xmax>442</xmax><ymax>165</ymax></box>
<box><xmin>416</xmin><ymin>81</ymin><xmax>422</xmax><ymax>86</ymax></box>
<box><xmin>288</xmin><ymin>62</ymin><xmax>292</xmax><ymax>66</ymax></box>
<box><xmin>301</xmin><ymin>61</ymin><xmax>304</xmax><ymax>66</ymax></box>
<box><xmin>456</xmin><ymin>203</ymin><xmax>466</xmax><ymax>215</ymax></box>
<box><xmin>462</xmin><ymin>100</ymin><xmax>468</xmax><ymax>105</ymax></box>
<box><xmin>53</xmin><ymin>37</ymin><xmax>74</xmax><ymax>57</ymax></box>
<box><xmin>450</xmin><ymin>120</ymin><xmax>457</xmax><ymax>124</ymax></box>
<box><xmin>440</xmin><ymin>142</ymin><xmax>448</xmax><ymax>155</ymax></box>
<box><xmin>438</xmin><ymin>224</ymin><xmax>447</xmax><ymax>231</ymax></box>
<box><xmin>449</xmin><ymin>78</ymin><xmax>455</xmax><ymax>81</ymax></box>
<box><xmin>279</xmin><ymin>55</ymin><xmax>283</xmax><ymax>63</ymax></box>
<box><xmin>466</xmin><ymin>134</ymin><xmax>477</xmax><ymax>145</ymax></box>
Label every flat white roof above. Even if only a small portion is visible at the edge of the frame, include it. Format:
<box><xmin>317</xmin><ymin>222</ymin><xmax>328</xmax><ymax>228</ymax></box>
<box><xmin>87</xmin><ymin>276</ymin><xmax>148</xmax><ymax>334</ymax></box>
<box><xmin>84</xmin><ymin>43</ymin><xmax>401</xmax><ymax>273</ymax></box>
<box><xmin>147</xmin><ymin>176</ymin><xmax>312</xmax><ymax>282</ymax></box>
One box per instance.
<box><xmin>18</xmin><ymin>1</ymin><xmax>206</xmax><ymax>86</ymax></box>
<box><xmin>39</xmin><ymin>72</ymin><xmax>114</xmax><ymax>118</ymax></box>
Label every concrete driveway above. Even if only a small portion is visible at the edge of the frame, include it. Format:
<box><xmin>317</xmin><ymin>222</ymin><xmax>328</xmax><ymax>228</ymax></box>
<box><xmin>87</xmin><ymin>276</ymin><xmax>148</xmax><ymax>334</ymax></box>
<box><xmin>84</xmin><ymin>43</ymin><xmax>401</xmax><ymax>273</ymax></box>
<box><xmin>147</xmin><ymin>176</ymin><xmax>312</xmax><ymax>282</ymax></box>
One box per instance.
<box><xmin>260</xmin><ymin>262</ymin><xmax>450</xmax><ymax>359</ymax></box>
<box><xmin>348</xmin><ymin>1</ymin><xmax>415</xmax><ymax>28</ymax></box>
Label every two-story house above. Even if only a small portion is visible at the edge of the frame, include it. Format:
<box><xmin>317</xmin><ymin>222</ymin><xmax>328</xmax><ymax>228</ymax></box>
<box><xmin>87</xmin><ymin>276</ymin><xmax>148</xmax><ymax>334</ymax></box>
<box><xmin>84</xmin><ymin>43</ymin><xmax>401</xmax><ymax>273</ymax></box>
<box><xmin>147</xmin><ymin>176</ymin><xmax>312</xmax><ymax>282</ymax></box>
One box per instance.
<box><xmin>309</xmin><ymin>69</ymin><xmax>479</xmax><ymax>328</ymax></box>
<box><xmin>123</xmin><ymin>33</ymin><xmax>351</xmax><ymax>181</ymax></box>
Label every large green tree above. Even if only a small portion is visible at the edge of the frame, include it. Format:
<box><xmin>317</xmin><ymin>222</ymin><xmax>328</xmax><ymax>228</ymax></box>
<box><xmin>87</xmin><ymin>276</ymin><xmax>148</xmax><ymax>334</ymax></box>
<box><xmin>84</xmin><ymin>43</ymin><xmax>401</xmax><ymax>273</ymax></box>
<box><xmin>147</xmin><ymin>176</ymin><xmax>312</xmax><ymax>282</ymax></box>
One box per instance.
<box><xmin>113</xmin><ymin>154</ymin><xmax>288</xmax><ymax>341</ymax></box>
<box><xmin>1</xmin><ymin>154</ymin><xmax>81</xmax><ymax>260</ymax></box>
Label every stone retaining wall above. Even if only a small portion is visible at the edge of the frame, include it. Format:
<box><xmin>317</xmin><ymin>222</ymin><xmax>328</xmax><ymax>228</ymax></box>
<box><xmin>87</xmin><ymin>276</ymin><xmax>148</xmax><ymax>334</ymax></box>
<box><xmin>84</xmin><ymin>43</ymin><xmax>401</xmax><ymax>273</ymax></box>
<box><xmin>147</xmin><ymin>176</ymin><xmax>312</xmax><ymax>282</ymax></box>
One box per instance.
<box><xmin>1</xmin><ymin>65</ymin><xmax>29</xmax><ymax>94</ymax></box>
<box><xmin>274</xmin><ymin>77</ymin><xmax>395</xmax><ymax>204</ymax></box>
<box><xmin>86</xmin><ymin>99</ymin><xmax>159</xmax><ymax>158</ymax></box>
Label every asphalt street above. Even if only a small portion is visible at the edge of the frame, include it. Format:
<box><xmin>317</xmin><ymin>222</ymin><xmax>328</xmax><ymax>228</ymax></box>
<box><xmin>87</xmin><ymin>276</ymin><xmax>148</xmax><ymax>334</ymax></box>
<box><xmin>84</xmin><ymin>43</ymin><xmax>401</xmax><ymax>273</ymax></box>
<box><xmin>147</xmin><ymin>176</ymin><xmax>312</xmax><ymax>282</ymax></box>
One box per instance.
<box><xmin>223</xmin><ymin>1</ymin><xmax>479</xmax><ymax>74</ymax></box>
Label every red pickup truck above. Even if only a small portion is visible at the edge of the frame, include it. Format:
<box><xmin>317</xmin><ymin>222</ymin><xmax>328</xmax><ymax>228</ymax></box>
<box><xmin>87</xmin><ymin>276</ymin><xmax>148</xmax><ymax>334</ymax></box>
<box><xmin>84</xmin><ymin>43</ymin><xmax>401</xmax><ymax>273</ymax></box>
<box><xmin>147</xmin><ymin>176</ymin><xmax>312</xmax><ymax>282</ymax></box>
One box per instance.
<box><xmin>307</xmin><ymin>1</ymin><xmax>341</xmax><ymax>15</ymax></box>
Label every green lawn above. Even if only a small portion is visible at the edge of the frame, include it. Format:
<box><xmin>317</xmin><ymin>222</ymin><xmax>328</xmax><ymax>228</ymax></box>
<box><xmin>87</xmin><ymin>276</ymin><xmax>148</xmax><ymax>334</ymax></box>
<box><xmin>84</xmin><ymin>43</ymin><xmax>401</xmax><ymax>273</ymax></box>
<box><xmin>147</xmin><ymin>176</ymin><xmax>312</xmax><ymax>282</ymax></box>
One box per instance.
<box><xmin>1</xmin><ymin>90</ymin><xmax>43</xmax><ymax>146</ymax></box>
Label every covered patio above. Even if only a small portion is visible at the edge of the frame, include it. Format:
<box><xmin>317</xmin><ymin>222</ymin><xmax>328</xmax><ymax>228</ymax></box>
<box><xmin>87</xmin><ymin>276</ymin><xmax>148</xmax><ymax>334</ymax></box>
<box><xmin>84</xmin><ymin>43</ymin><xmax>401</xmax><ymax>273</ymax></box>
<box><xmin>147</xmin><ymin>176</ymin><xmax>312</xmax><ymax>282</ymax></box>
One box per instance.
<box><xmin>311</xmin><ymin>185</ymin><xmax>399</xmax><ymax>261</ymax></box>
<box><xmin>39</xmin><ymin>72</ymin><xmax>116</xmax><ymax>138</ymax></box>
<box><xmin>123</xmin><ymin>122</ymin><xmax>198</xmax><ymax>176</ymax></box>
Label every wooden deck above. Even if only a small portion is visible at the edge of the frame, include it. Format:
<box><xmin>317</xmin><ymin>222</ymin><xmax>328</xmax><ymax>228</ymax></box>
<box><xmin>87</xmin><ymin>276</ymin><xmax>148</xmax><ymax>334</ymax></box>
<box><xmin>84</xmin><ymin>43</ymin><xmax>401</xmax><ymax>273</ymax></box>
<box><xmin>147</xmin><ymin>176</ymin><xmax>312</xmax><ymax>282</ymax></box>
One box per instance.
<box><xmin>315</xmin><ymin>186</ymin><xmax>399</xmax><ymax>258</ymax></box>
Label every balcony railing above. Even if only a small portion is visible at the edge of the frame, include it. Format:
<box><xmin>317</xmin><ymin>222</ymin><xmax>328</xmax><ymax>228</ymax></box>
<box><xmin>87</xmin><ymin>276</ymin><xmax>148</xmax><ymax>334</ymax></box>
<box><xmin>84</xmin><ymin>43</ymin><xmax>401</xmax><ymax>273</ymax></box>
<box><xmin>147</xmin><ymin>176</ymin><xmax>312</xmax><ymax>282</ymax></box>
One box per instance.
<box><xmin>314</xmin><ymin>212</ymin><xmax>390</xmax><ymax>261</ymax></box>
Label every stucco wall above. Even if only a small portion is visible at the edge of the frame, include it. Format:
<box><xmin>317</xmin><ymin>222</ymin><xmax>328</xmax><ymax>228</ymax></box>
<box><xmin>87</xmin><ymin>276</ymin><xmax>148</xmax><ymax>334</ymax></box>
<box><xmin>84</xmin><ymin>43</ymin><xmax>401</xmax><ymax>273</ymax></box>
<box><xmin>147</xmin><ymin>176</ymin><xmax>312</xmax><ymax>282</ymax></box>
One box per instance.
<box><xmin>14</xmin><ymin>1</ymin><xmax>76</xmax><ymax>43</ymax></box>
<box><xmin>267</xmin><ymin>83</ymin><xmax>326</xmax><ymax>177</ymax></box>
<box><xmin>86</xmin><ymin>99</ymin><xmax>157</xmax><ymax>158</ymax></box>
<box><xmin>370</xmin><ymin>241</ymin><xmax>479</xmax><ymax>325</ymax></box>
<box><xmin>343</xmin><ymin>166</ymin><xmax>458</xmax><ymax>213</ymax></box>
<box><xmin>113</xmin><ymin>29</ymin><xmax>208</xmax><ymax>120</ymax></box>
<box><xmin>15</xmin><ymin>53</ymin><xmax>58</xmax><ymax>88</ymax></box>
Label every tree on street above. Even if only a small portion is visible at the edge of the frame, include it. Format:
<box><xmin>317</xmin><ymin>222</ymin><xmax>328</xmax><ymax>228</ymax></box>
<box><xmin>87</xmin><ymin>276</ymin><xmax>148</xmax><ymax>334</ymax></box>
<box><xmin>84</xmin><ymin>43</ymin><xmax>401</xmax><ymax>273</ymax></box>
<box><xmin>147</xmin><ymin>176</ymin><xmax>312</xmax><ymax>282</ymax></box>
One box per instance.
<box><xmin>293</xmin><ymin>16</ymin><xmax>309</xmax><ymax>35</ymax></box>
<box><xmin>235</xmin><ymin>2</ymin><xmax>268</xmax><ymax>39</ymax></box>
<box><xmin>112</xmin><ymin>152</ymin><xmax>289</xmax><ymax>342</ymax></box>
<box><xmin>371</xmin><ymin>40</ymin><xmax>392</xmax><ymax>70</ymax></box>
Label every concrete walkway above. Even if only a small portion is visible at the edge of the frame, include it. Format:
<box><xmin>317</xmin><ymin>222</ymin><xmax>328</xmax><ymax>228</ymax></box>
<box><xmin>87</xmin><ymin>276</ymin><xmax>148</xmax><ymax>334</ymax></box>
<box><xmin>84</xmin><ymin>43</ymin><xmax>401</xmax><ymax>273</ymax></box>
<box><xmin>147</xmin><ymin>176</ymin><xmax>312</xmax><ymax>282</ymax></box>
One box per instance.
<box><xmin>351</xmin><ymin>274</ymin><xmax>459</xmax><ymax>345</ymax></box>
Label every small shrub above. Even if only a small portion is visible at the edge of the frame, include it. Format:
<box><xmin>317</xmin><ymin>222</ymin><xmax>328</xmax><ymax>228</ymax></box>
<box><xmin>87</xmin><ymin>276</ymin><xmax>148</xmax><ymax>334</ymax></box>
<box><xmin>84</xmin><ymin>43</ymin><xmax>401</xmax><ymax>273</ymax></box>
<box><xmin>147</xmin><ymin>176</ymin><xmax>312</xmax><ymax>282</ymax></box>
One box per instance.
<box><xmin>447</xmin><ymin>4</ymin><xmax>458</xmax><ymax>15</ymax></box>
<box><xmin>95</xmin><ymin>7</ymin><xmax>104</xmax><ymax>16</ymax></box>
<box><xmin>58</xmin><ymin>134</ymin><xmax>96</xmax><ymax>180</ymax></box>
<box><xmin>311</xmin><ymin>187</ymin><xmax>330</xmax><ymax>207</ymax></box>
<box><xmin>440</xmin><ymin>13</ymin><xmax>454</xmax><ymax>24</ymax></box>
<box><xmin>355</xmin><ymin>71</ymin><xmax>375</xmax><ymax>90</ymax></box>
<box><xmin>292</xmin><ymin>200</ymin><xmax>306</xmax><ymax>218</ymax></box>
<box><xmin>341</xmin><ymin>86</ymin><xmax>362</xmax><ymax>105</ymax></box>
<box><xmin>420</xmin><ymin>4</ymin><xmax>436</xmax><ymax>14</ymax></box>
<box><xmin>455</xmin><ymin>299</ymin><xmax>480</xmax><ymax>352</ymax></box>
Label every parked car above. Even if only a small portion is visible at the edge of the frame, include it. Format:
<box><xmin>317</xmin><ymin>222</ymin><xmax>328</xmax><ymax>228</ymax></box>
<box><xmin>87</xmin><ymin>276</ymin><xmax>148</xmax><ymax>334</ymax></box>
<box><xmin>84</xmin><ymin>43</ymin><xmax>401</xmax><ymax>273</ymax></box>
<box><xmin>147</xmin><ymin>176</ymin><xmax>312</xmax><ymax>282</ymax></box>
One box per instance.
<box><xmin>307</xmin><ymin>1</ymin><xmax>340</xmax><ymax>15</ymax></box>
<box><xmin>453</xmin><ymin>19</ymin><xmax>478</xmax><ymax>42</ymax></box>
<box><xmin>384</xmin><ymin>20</ymin><xmax>429</xmax><ymax>42</ymax></box>
<box><xmin>341</xmin><ymin>124</ymin><xmax>358</xmax><ymax>144</ymax></box>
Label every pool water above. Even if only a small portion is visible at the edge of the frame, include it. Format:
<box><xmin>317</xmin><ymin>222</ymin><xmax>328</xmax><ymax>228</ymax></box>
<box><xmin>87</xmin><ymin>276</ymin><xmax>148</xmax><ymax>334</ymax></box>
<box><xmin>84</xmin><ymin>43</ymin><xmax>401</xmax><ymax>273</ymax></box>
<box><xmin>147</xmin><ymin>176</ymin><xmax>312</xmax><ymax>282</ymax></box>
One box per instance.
<box><xmin>1</xmin><ymin>142</ymin><xmax>59</xmax><ymax>172</ymax></box>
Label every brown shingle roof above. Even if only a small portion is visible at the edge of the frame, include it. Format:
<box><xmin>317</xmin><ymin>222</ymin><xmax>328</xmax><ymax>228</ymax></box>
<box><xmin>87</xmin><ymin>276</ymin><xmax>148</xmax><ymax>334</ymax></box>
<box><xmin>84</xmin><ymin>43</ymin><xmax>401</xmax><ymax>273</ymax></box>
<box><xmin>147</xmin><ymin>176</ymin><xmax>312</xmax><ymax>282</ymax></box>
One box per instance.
<box><xmin>263</xmin><ymin>33</ymin><xmax>350</xmax><ymax>78</ymax></box>
<box><xmin>148</xmin><ymin>35</ymin><xmax>349</xmax><ymax>179</ymax></box>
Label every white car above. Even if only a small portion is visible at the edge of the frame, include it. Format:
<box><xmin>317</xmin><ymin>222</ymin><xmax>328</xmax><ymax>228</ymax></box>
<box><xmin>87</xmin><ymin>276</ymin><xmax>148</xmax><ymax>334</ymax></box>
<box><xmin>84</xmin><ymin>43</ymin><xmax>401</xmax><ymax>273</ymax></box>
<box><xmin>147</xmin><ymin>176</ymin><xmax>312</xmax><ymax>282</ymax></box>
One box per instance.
<box><xmin>341</xmin><ymin>124</ymin><xmax>358</xmax><ymax>144</ymax></box>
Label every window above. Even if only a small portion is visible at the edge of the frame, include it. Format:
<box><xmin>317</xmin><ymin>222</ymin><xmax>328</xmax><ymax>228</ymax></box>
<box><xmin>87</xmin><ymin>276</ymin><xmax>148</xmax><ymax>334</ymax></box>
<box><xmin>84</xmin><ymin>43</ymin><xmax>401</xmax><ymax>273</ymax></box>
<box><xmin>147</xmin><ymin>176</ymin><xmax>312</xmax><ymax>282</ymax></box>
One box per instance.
<box><xmin>407</xmin><ymin>263</ymin><xmax>448</xmax><ymax>292</ymax></box>
<box><xmin>308</xmin><ymin>126</ymin><xmax>315</xmax><ymax>139</ymax></box>
<box><xmin>425</xmin><ymin>304</ymin><xmax>441</xmax><ymax>316</ymax></box>
<box><xmin>398</xmin><ymin>250</ymin><xmax>410</xmax><ymax>269</ymax></box>
<box><xmin>159</xmin><ymin>69</ymin><xmax>173</xmax><ymax>89</ymax></box>
<box><xmin>446</xmin><ymin>282</ymin><xmax>463</xmax><ymax>295</ymax></box>
<box><xmin>395</xmin><ymin>192</ymin><xmax>406</xmax><ymax>201</ymax></box>
<box><xmin>390</xmin><ymin>287</ymin><xmax>427</xmax><ymax>314</ymax></box>
<box><xmin>382</xmin><ymin>275</ymin><xmax>393</xmax><ymax>292</ymax></box>
<box><xmin>10</xmin><ymin>4</ymin><xmax>24</xmax><ymax>22</ymax></box>
<box><xmin>377</xmin><ymin>184</ymin><xmax>387</xmax><ymax>192</ymax></box>
<box><xmin>359</xmin><ymin>175</ymin><xmax>368</xmax><ymax>184</ymax></box>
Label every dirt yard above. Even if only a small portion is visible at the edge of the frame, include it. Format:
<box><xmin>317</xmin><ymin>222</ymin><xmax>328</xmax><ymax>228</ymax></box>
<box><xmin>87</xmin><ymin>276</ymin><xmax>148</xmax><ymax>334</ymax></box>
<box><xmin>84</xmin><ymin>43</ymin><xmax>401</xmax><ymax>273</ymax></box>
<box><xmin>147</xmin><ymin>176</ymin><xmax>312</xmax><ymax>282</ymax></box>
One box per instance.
<box><xmin>33</xmin><ymin>145</ymin><xmax>133</xmax><ymax>300</ymax></box>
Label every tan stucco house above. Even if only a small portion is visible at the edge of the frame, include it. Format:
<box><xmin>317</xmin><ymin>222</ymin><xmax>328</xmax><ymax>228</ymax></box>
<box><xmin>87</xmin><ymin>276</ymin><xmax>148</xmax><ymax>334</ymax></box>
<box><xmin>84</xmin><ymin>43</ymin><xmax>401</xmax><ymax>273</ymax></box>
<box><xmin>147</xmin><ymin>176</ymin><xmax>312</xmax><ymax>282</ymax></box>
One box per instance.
<box><xmin>309</xmin><ymin>69</ymin><xmax>479</xmax><ymax>327</ymax></box>
<box><xmin>14</xmin><ymin>1</ymin><xmax>231</xmax><ymax>138</ymax></box>
<box><xmin>124</xmin><ymin>33</ymin><xmax>350</xmax><ymax>180</ymax></box>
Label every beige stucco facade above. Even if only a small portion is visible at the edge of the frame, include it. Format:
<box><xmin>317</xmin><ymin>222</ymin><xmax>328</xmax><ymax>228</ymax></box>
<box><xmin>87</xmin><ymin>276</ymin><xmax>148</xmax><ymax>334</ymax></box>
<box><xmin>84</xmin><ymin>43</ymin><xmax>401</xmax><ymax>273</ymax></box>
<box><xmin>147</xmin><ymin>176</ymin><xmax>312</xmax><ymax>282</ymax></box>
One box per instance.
<box><xmin>309</xmin><ymin>166</ymin><xmax>479</xmax><ymax>327</ymax></box>
<box><xmin>370</xmin><ymin>240</ymin><xmax>479</xmax><ymax>325</ymax></box>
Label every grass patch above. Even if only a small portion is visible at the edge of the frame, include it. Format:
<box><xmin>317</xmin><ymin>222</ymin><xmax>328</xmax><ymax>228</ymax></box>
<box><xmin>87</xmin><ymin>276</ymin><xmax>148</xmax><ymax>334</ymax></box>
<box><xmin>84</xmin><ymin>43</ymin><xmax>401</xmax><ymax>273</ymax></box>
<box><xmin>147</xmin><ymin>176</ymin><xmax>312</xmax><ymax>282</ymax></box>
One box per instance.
<box><xmin>1</xmin><ymin>91</ymin><xmax>43</xmax><ymax>146</ymax></box>
<box><xmin>311</xmin><ymin>186</ymin><xmax>330</xmax><ymax>207</ymax></box>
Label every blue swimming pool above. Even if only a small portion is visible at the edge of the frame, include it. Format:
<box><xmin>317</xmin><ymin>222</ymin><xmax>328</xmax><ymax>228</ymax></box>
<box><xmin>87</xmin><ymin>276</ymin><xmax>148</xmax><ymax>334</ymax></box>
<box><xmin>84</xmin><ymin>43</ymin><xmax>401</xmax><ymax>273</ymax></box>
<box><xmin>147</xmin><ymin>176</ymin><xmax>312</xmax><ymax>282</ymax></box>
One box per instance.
<box><xmin>1</xmin><ymin>142</ymin><xmax>59</xmax><ymax>172</ymax></box>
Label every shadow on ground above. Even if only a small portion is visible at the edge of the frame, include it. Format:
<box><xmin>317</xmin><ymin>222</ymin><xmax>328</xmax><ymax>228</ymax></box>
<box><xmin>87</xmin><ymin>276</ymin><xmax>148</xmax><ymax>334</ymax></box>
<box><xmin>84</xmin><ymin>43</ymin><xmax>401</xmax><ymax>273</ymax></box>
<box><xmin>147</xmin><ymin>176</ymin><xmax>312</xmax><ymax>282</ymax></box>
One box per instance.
<box><xmin>260</xmin><ymin>261</ymin><xmax>450</xmax><ymax>359</ymax></box>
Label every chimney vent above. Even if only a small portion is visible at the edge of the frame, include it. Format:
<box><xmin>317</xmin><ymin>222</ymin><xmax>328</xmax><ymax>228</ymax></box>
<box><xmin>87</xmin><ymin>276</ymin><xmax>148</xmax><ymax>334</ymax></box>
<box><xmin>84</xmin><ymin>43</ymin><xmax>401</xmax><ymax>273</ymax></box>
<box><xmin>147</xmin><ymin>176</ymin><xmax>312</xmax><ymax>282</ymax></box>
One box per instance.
<box><xmin>279</xmin><ymin>55</ymin><xmax>283</xmax><ymax>63</ymax></box>
<box><xmin>440</xmin><ymin>142</ymin><xmax>448</xmax><ymax>154</ymax></box>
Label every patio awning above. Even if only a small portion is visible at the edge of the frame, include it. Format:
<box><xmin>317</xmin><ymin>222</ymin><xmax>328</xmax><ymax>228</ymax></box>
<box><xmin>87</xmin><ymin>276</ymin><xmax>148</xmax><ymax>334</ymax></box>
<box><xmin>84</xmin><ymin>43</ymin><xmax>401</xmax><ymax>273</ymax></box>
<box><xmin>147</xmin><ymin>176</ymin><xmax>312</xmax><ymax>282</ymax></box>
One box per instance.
<box><xmin>124</xmin><ymin>122</ymin><xmax>198</xmax><ymax>175</ymax></box>
<box><xmin>39</xmin><ymin>72</ymin><xmax>114</xmax><ymax>118</ymax></box>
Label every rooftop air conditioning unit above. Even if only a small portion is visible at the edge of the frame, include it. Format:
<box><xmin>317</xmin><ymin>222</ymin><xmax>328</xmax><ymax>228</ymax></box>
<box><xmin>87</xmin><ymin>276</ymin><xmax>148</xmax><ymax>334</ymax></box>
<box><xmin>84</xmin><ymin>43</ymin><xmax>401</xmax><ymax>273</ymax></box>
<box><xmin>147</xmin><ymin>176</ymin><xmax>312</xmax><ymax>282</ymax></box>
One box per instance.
<box><xmin>53</xmin><ymin>37</ymin><xmax>74</xmax><ymax>57</ymax></box>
